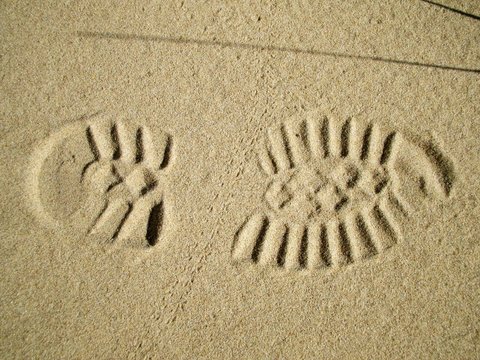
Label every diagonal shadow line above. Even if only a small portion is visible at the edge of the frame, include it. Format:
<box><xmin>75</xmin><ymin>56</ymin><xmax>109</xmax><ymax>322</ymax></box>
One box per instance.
<box><xmin>77</xmin><ymin>31</ymin><xmax>480</xmax><ymax>74</ymax></box>
<box><xmin>420</xmin><ymin>0</ymin><xmax>480</xmax><ymax>21</ymax></box>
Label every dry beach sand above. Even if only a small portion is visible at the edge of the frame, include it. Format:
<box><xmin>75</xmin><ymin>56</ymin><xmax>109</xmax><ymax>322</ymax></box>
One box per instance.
<box><xmin>1</xmin><ymin>1</ymin><xmax>480</xmax><ymax>358</ymax></box>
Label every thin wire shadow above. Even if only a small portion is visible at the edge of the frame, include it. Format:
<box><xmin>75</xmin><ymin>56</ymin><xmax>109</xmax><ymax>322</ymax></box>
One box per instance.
<box><xmin>420</xmin><ymin>0</ymin><xmax>480</xmax><ymax>21</ymax></box>
<box><xmin>77</xmin><ymin>31</ymin><xmax>480</xmax><ymax>75</ymax></box>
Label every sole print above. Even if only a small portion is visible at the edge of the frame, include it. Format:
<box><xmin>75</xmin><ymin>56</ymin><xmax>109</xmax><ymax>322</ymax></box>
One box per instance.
<box><xmin>27</xmin><ymin>114</ymin><xmax>174</xmax><ymax>249</ymax></box>
<box><xmin>232</xmin><ymin>113</ymin><xmax>455</xmax><ymax>271</ymax></box>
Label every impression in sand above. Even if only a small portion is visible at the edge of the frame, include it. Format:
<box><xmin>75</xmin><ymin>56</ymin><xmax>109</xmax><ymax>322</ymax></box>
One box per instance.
<box><xmin>232</xmin><ymin>113</ymin><xmax>455</xmax><ymax>271</ymax></box>
<box><xmin>27</xmin><ymin>114</ymin><xmax>173</xmax><ymax>249</ymax></box>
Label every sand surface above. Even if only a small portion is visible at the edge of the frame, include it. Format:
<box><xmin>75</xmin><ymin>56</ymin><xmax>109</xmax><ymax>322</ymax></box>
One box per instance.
<box><xmin>1</xmin><ymin>1</ymin><xmax>479</xmax><ymax>359</ymax></box>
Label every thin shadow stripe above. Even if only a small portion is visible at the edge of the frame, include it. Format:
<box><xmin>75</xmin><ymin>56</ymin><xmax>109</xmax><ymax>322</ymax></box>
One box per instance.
<box><xmin>77</xmin><ymin>31</ymin><xmax>480</xmax><ymax>74</ymax></box>
<box><xmin>420</xmin><ymin>0</ymin><xmax>480</xmax><ymax>21</ymax></box>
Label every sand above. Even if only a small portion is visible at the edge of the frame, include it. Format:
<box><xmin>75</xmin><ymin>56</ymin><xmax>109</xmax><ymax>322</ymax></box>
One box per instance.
<box><xmin>1</xmin><ymin>1</ymin><xmax>479</xmax><ymax>358</ymax></box>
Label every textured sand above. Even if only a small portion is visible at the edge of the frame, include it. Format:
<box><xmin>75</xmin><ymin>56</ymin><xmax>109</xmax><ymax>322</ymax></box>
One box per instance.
<box><xmin>1</xmin><ymin>1</ymin><xmax>479</xmax><ymax>359</ymax></box>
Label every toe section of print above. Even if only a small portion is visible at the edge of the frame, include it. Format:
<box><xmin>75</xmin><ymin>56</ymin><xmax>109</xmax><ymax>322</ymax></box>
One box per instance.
<box><xmin>233</xmin><ymin>113</ymin><xmax>455</xmax><ymax>272</ymax></box>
